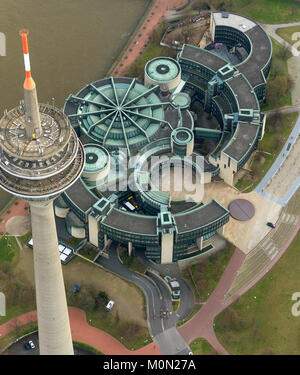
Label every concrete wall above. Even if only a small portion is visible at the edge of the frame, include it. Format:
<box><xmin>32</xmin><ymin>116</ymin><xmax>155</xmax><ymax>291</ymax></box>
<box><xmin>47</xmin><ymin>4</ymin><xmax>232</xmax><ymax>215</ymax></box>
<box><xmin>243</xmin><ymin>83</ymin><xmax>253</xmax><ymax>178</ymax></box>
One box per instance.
<box><xmin>219</xmin><ymin>152</ymin><xmax>237</xmax><ymax>186</ymax></box>
<box><xmin>82</xmin><ymin>162</ymin><xmax>110</xmax><ymax>186</ymax></box>
<box><xmin>144</xmin><ymin>74</ymin><xmax>181</xmax><ymax>93</ymax></box>
<box><xmin>71</xmin><ymin>226</ymin><xmax>86</xmax><ymax>239</ymax></box>
<box><xmin>54</xmin><ymin>206</ymin><xmax>70</xmax><ymax>218</ymax></box>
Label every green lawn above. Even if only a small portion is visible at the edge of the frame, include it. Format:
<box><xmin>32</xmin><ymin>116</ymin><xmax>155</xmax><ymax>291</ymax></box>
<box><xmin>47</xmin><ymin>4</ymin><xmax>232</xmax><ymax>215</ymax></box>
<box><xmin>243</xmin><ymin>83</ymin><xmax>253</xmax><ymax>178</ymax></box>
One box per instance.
<box><xmin>0</xmin><ymin>189</ymin><xmax>13</xmax><ymax>214</ymax></box>
<box><xmin>182</xmin><ymin>244</ymin><xmax>235</xmax><ymax>303</ymax></box>
<box><xmin>177</xmin><ymin>304</ymin><xmax>201</xmax><ymax>327</ymax></box>
<box><xmin>78</xmin><ymin>245</ymin><xmax>99</xmax><ymax>261</ymax></box>
<box><xmin>235</xmin><ymin>111</ymin><xmax>298</xmax><ymax>192</ymax></box>
<box><xmin>0</xmin><ymin>235</ymin><xmax>35</xmax><ymax>326</ymax></box>
<box><xmin>0</xmin><ymin>236</ymin><xmax>19</xmax><ymax>264</ymax></box>
<box><xmin>73</xmin><ymin>341</ymin><xmax>104</xmax><ymax>355</ymax></box>
<box><xmin>215</xmin><ymin>231</ymin><xmax>300</xmax><ymax>355</ymax></box>
<box><xmin>1</xmin><ymin>245</ymin><xmax>151</xmax><ymax>351</ymax></box>
<box><xmin>261</xmin><ymin>38</ymin><xmax>292</xmax><ymax>112</ymax></box>
<box><xmin>277</xmin><ymin>26</ymin><xmax>300</xmax><ymax>51</ymax></box>
<box><xmin>190</xmin><ymin>338</ymin><xmax>218</xmax><ymax>355</ymax></box>
<box><xmin>18</xmin><ymin>233</ymin><xmax>32</xmax><ymax>248</ymax></box>
<box><xmin>218</xmin><ymin>0</ymin><xmax>300</xmax><ymax>24</ymax></box>
<box><xmin>122</xmin><ymin>24</ymin><xmax>177</xmax><ymax>80</ymax></box>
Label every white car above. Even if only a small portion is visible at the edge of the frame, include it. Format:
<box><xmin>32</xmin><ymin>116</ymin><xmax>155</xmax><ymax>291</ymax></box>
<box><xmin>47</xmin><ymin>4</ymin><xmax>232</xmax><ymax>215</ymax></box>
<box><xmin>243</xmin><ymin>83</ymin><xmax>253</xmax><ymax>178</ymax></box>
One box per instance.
<box><xmin>24</xmin><ymin>340</ymin><xmax>35</xmax><ymax>350</ymax></box>
<box><xmin>106</xmin><ymin>300</ymin><xmax>115</xmax><ymax>311</ymax></box>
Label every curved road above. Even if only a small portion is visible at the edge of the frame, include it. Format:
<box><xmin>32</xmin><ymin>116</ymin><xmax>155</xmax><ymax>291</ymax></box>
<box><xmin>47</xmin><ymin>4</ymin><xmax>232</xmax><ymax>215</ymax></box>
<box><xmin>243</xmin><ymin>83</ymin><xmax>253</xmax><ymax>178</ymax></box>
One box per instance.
<box><xmin>96</xmin><ymin>242</ymin><xmax>192</xmax><ymax>355</ymax></box>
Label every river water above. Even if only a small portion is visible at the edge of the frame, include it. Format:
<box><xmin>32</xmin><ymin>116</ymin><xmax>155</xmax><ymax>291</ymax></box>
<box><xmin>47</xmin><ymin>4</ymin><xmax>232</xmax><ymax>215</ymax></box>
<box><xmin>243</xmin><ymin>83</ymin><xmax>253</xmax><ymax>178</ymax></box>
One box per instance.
<box><xmin>0</xmin><ymin>0</ymin><xmax>148</xmax><ymax>113</ymax></box>
<box><xmin>0</xmin><ymin>0</ymin><xmax>148</xmax><ymax>207</ymax></box>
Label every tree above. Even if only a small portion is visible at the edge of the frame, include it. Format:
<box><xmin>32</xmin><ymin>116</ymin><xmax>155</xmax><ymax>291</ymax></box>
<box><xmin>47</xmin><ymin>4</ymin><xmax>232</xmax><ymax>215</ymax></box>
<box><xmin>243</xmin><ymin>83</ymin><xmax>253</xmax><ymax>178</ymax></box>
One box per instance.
<box><xmin>9</xmin><ymin>318</ymin><xmax>22</xmax><ymax>340</ymax></box>
<box><xmin>266</xmin><ymin>76</ymin><xmax>288</xmax><ymax>106</ymax></box>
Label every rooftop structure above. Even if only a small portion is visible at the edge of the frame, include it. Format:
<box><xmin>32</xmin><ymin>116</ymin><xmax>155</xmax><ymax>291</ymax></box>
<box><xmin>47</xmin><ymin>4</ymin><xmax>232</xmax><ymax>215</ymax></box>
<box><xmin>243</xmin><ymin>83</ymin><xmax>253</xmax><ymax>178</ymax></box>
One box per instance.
<box><xmin>54</xmin><ymin>12</ymin><xmax>270</xmax><ymax>264</ymax></box>
<box><xmin>144</xmin><ymin>57</ymin><xmax>181</xmax><ymax>93</ymax></box>
<box><xmin>64</xmin><ymin>77</ymin><xmax>167</xmax><ymax>155</ymax></box>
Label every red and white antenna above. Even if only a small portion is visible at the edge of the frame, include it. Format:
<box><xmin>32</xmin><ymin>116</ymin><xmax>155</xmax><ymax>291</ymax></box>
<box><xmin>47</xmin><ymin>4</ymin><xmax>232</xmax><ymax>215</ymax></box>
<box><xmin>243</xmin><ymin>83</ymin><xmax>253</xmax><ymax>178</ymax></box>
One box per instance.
<box><xmin>19</xmin><ymin>29</ymin><xmax>42</xmax><ymax>138</ymax></box>
<box><xmin>19</xmin><ymin>29</ymin><xmax>35</xmax><ymax>90</ymax></box>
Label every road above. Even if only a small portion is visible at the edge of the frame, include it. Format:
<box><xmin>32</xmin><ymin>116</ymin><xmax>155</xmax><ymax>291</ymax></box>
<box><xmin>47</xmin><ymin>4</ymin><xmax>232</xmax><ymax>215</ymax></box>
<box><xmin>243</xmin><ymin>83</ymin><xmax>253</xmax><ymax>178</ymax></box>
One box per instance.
<box><xmin>4</xmin><ymin>332</ymin><xmax>96</xmax><ymax>355</ymax></box>
<box><xmin>261</xmin><ymin>22</ymin><xmax>300</xmax><ymax>57</ymax></box>
<box><xmin>96</xmin><ymin>242</ymin><xmax>192</xmax><ymax>354</ymax></box>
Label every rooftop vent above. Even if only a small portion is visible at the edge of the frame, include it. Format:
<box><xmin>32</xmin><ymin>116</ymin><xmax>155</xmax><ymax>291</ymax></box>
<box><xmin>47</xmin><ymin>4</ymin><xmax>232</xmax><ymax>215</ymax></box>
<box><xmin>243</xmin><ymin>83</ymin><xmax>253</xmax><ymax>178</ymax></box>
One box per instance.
<box><xmin>222</xmin><ymin>12</ymin><xmax>229</xmax><ymax>18</ymax></box>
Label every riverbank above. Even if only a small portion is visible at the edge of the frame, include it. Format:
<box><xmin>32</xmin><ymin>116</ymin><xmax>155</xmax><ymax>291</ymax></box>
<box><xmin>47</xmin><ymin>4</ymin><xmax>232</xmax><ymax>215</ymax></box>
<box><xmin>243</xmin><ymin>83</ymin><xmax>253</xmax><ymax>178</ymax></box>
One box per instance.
<box><xmin>109</xmin><ymin>0</ymin><xmax>188</xmax><ymax>77</ymax></box>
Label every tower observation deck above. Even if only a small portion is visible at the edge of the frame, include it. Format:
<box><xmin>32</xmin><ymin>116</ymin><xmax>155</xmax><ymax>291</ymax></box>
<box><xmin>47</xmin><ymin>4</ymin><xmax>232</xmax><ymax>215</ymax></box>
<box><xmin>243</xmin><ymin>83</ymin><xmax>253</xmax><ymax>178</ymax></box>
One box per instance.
<box><xmin>0</xmin><ymin>31</ymin><xmax>85</xmax><ymax>355</ymax></box>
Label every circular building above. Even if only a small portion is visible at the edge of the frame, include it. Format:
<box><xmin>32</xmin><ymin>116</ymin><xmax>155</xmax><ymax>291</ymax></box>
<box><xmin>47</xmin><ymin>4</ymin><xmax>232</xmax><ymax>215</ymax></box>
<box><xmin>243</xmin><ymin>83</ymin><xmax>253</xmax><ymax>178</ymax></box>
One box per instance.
<box><xmin>64</xmin><ymin>77</ymin><xmax>166</xmax><ymax>155</ymax></box>
<box><xmin>82</xmin><ymin>144</ymin><xmax>110</xmax><ymax>186</ymax></box>
<box><xmin>144</xmin><ymin>57</ymin><xmax>181</xmax><ymax>94</ymax></box>
<box><xmin>171</xmin><ymin>127</ymin><xmax>194</xmax><ymax>157</ymax></box>
<box><xmin>170</xmin><ymin>92</ymin><xmax>191</xmax><ymax>110</ymax></box>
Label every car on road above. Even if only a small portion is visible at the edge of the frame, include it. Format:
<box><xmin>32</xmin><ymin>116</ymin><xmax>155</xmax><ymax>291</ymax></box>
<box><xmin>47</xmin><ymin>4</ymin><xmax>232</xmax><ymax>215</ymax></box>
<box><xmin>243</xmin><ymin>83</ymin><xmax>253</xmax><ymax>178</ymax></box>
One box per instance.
<box><xmin>164</xmin><ymin>276</ymin><xmax>180</xmax><ymax>300</ymax></box>
<box><xmin>267</xmin><ymin>222</ymin><xmax>276</xmax><ymax>229</ymax></box>
<box><xmin>24</xmin><ymin>340</ymin><xmax>35</xmax><ymax>350</ymax></box>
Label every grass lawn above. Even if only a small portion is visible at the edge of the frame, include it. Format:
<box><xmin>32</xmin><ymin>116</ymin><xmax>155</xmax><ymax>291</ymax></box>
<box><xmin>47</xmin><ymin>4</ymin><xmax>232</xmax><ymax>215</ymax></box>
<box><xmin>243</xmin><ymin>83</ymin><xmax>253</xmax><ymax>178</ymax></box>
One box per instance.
<box><xmin>277</xmin><ymin>26</ymin><xmax>300</xmax><ymax>51</ymax></box>
<box><xmin>261</xmin><ymin>38</ymin><xmax>292</xmax><ymax>112</ymax></box>
<box><xmin>0</xmin><ymin>189</ymin><xmax>13</xmax><ymax>214</ymax></box>
<box><xmin>177</xmin><ymin>304</ymin><xmax>201</xmax><ymax>327</ymax></box>
<box><xmin>1</xmin><ymin>247</ymin><xmax>151</xmax><ymax>351</ymax></box>
<box><xmin>215</xmin><ymin>231</ymin><xmax>300</xmax><ymax>355</ymax></box>
<box><xmin>172</xmin><ymin>300</ymin><xmax>180</xmax><ymax>312</ymax></box>
<box><xmin>0</xmin><ymin>236</ymin><xmax>19</xmax><ymax>264</ymax></box>
<box><xmin>62</xmin><ymin>256</ymin><xmax>152</xmax><ymax>349</ymax></box>
<box><xmin>220</xmin><ymin>0</ymin><xmax>300</xmax><ymax>24</ymax></box>
<box><xmin>0</xmin><ymin>237</ymin><xmax>35</xmax><ymax>325</ymax></box>
<box><xmin>182</xmin><ymin>243</ymin><xmax>235</xmax><ymax>303</ymax></box>
<box><xmin>78</xmin><ymin>245</ymin><xmax>99</xmax><ymax>261</ymax></box>
<box><xmin>18</xmin><ymin>233</ymin><xmax>32</xmax><ymax>248</ymax></box>
<box><xmin>122</xmin><ymin>24</ymin><xmax>177</xmax><ymax>80</ymax></box>
<box><xmin>190</xmin><ymin>338</ymin><xmax>218</xmax><ymax>355</ymax></box>
<box><xmin>235</xmin><ymin>111</ymin><xmax>298</xmax><ymax>192</ymax></box>
<box><xmin>73</xmin><ymin>341</ymin><xmax>104</xmax><ymax>355</ymax></box>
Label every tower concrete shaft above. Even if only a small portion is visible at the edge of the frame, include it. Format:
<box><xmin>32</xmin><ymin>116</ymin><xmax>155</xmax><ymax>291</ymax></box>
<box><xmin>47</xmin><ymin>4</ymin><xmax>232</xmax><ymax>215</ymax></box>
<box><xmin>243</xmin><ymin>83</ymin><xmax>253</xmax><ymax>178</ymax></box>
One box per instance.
<box><xmin>24</xmin><ymin>81</ymin><xmax>42</xmax><ymax>138</ymax></box>
<box><xmin>30</xmin><ymin>199</ymin><xmax>74</xmax><ymax>355</ymax></box>
<box><xmin>0</xmin><ymin>30</ymin><xmax>84</xmax><ymax>355</ymax></box>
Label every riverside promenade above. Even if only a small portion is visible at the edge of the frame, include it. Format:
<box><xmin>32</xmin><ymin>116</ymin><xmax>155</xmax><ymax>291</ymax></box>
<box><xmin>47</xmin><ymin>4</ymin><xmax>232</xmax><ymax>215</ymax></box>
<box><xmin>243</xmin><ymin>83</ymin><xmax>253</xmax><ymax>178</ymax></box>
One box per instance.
<box><xmin>111</xmin><ymin>0</ymin><xmax>187</xmax><ymax>76</ymax></box>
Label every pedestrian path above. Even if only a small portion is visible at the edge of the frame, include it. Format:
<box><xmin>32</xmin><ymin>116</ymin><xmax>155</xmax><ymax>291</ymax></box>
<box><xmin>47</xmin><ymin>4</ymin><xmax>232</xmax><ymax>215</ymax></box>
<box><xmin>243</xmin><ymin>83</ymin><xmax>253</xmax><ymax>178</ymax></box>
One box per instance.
<box><xmin>111</xmin><ymin>0</ymin><xmax>186</xmax><ymax>76</ymax></box>
<box><xmin>225</xmin><ymin>189</ymin><xmax>300</xmax><ymax>299</ymax></box>
<box><xmin>0</xmin><ymin>199</ymin><xmax>28</xmax><ymax>238</ymax></box>
<box><xmin>255</xmin><ymin>110</ymin><xmax>300</xmax><ymax>204</ymax></box>
<box><xmin>0</xmin><ymin>307</ymin><xmax>161</xmax><ymax>355</ymax></box>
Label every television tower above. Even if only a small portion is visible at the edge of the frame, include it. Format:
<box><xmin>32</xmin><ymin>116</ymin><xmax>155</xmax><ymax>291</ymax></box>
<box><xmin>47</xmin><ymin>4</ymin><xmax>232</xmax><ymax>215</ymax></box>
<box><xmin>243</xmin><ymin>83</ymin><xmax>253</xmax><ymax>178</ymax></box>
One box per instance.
<box><xmin>0</xmin><ymin>30</ymin><xmax>85</xmax><ymax>354</ymax></box>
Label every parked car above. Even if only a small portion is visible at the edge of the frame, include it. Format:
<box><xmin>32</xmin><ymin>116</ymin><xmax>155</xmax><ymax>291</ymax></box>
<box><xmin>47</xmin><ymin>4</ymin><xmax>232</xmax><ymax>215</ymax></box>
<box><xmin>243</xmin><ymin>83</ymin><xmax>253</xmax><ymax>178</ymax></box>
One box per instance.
<box><xmin>267</xmin><ymin>222</ymin><xmax>276</xmax><ymax>229</ymax></box>
<box><xmin>24</xmin><ymin>340</ymin><xmax>35</xmax><ymax>350</ymax></box>
<box><xmin>164</xmin><ymin>276</ymin><xmax>180</xmax><ymax>299</ymax></box>
<box><xmin>105</xmin><ymin>300</ymin><xmax>115</xmax><ymax>311</ymax></box>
